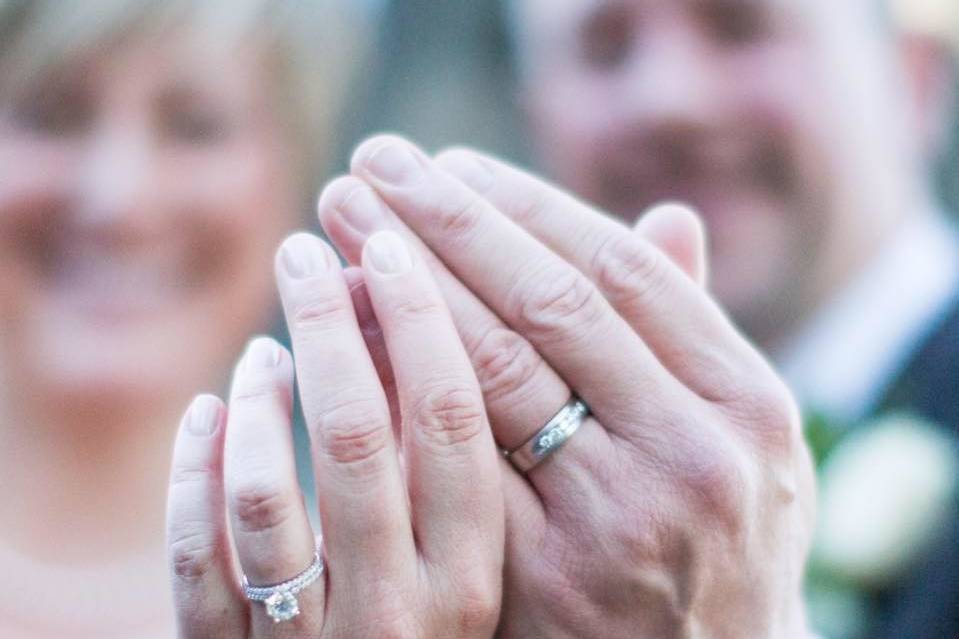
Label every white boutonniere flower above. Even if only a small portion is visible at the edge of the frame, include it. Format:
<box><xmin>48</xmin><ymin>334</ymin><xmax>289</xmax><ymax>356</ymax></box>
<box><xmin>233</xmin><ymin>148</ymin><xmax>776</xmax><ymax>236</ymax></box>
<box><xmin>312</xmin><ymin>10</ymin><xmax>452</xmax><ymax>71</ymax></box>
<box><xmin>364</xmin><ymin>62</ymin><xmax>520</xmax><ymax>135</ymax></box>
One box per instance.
<box><xmin>813</xmin><ymin>413</ymin><xmax>958</xmax><ymax>587</ymax></box>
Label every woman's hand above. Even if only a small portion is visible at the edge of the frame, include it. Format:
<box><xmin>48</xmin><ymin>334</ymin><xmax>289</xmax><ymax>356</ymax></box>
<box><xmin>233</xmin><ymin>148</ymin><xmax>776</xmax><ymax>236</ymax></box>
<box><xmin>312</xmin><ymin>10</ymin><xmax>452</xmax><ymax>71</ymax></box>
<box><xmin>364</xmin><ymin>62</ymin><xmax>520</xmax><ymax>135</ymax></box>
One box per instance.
<box><xmin>319</xmin><ymin>135</ymin><xmax>816</xmax><ymax>639</ymax></box>
<box><xmin>165</xmin><ymin>231</ymin><xmax>504</xmax><ymax>638</ymax></box>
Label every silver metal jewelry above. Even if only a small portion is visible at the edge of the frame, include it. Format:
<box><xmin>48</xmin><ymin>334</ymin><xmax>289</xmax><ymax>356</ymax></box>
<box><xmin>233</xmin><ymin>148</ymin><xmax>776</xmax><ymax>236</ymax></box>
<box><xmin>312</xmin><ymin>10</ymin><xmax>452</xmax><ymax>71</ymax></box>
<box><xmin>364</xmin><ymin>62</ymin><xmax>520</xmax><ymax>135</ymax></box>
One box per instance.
<box><xmin>242</xmin><ymin>550</ymin><xmax>324</xmax><ymax>624</ymax></box>
<box><xmin>507</xmin><ymin>396</ymin><xmax>589</xmax><ymax>473</ymax></box>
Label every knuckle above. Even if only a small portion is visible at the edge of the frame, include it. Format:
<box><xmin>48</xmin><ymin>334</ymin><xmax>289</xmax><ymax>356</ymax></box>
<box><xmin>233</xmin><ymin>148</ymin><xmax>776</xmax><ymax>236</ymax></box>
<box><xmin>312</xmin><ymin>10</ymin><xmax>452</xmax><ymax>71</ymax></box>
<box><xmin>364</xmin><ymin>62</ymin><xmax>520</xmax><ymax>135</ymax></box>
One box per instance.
<box><xmin>360</xmin><ymin>590</ymin><xmax>420</xmax><ymax>639</ymax></box>
<box><xmin>230</xmin><ymin>482</ymin><xmax>299</xmax><ymax>534</ymax></box>
<box><xmin>367</xmin><ymin>624</ymin><xmax>418</xmax><ymax>639</ymax></box>
<box><xmin>468</xmin><ymin>326</ymin><xmax>543</xmax><ymax>403</ymax></box>
<box><xmin>408</xmin><ymin>384</ymin><xmax>486</xmax><ymax>448</ymax></box>
<box><xmin>332</xmin><ymin>596</ymin><xmax>419</xmax><ymax>639</ymax></box>
<box><xmin>428</xmin><ymin>189</ymin><xmax>483</xmax><ymax>239</ymax></box>
<box><xmin>509</xmin><ymin>263</ymin><xmax>604</xmax><ymax>344</ymax></box>
<box><xmin>230</xmin><ymin>381</ymin><xmax>281</xmax><ymax>406</ymax></box>
<box><xmin>676</xmin><ymin>346</ymin><xmax>742</xmax><ymax>403</ymax></box>
<box><xmin>169</xmin><ymin>530</ymin><xmax>219</xmax><ymax>581</ymax></box>
<box><xmin>318</xmin><ymin>397</ymin><xmax>393</xmax><ymax>467</ymax></box>
<box><xmin>453</xmin><ymin>580</ymin><xmax>501</xmax><ymax>634</ymax></box>
<box><xmin>169</xmin><ymin>464</ymin><xmax>217</xmax><ymax>490</ymax></box>
<box><xmin>289</xmin><ymin>289</ymin><xmax>354</xmax><ymax>334</ymax></box>
<box><xmin>729</xmin><ymin>379</ymin><xmax>801</xmax><ymax>456</ymax></box>
<box><xmin>509</xmin><ymin>182</ymin><xmax>553</xmax><ymax>226</ymax></box>
<box><xmin>386</xmin><ymin>297</ymin><xmax>447</xmax><ymax>329</ymax></box>
<box><xmin>592</xmin><ymin>233</ymin><xmax>670</xmax><ymax>310</ymax></box>
<box><xmin>608</xmin><ymin>514</ymin><xmax>663</xmax><ymax>566</ymax></box>
<box><xmin>679</xmin><ymin>444</ymin><xmax>748</xmax><ymax>533</ymax></box>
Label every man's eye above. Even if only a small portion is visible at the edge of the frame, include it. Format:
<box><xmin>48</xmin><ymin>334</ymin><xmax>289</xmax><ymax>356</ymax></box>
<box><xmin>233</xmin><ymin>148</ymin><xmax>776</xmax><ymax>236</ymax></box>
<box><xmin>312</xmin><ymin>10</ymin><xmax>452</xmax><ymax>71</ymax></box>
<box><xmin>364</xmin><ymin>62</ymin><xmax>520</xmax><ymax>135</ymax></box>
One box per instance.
<box><xmin>12</xmin><ymin>91</ymin><xmax>91</xmax><ymax>136</ymax></box>
<box><xmin>163</xmin><ymin>109</ymin><xmax>230</xmax><ymax>144</ymax></box>
<box><xmin>580</xmin><ymin>9</ymin><xmax>634</xmax><ymax>71</ymax></box>
<box><xmin>703</xmin><ymin>4</ymin><xmax>771</xmax><ymax>46</ymax></box>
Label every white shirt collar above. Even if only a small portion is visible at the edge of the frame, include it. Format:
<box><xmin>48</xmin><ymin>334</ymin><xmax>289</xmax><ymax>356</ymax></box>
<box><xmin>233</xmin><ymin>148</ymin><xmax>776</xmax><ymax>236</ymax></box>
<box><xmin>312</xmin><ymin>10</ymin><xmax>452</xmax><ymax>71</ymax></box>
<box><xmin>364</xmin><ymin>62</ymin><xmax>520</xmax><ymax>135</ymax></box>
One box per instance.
<box><xmin>777</xmin><ymin>211</ymin><xmax>959</xmax><ymax>424</ymax></box>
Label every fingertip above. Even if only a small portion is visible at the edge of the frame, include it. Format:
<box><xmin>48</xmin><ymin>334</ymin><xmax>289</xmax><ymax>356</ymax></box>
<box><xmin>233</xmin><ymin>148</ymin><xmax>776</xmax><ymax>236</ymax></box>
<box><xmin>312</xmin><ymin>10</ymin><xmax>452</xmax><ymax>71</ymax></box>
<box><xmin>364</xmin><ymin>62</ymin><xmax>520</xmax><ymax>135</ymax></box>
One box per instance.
<box><xmin>171</xmin><ymin>395</ymin><xmax>226</xmax><ymax>489</ymax></box>
<box><xmin>635</xmin><ymin>201</ymin><xmax>705</xmax><ymax>238</ymax></box>
<box><xmin>635</xmin><ymin>202</ymin><xmax>708</xmax><ymax>286</ymax></box>
<box><xmin>242</xmin><ymin>335</ymin><xmax>284</xmax><ymax>369</ymax></box>
<box><xmin>274</xmin><ymin>232</ymin><xmax>341</xmax><ymax>283</ymax></box>
<box><xmin>183</xmin><ymin>394</ymin><xmax>226</xmax><ymax>438</ymax></box>
<box><xmin>316</xmin><ymin>175</ymin><xmax>365</xmax><ymax>224</ymax></box>
<box><xmin>350</xmin><ymin>133</ymin><xmax>420</xmax><ymax>175</ymax></box>
<box><xmin>231</xmin><ymin>336</ymin><xmax>295</xmax><ymax>412</ymax></box>
<box><xmin>362</xmin><ymin>230</ymin><xmax>415</xmax><ymax>277</ymax></box>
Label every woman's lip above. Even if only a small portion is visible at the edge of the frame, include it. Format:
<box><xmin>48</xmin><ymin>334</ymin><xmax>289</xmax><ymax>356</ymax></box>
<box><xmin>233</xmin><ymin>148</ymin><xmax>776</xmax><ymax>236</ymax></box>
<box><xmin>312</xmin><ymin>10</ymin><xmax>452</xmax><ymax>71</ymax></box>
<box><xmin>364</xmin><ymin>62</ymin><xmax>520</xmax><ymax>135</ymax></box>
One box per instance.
<box><xmin>44</xmin><ymin>249</ymin><xmax>192</xmax><ymax>320</ymax></box>
<box><xmin>56</xmin><ymin>277</ymin><xmax>176</xmax><ymax>321</ymax></box>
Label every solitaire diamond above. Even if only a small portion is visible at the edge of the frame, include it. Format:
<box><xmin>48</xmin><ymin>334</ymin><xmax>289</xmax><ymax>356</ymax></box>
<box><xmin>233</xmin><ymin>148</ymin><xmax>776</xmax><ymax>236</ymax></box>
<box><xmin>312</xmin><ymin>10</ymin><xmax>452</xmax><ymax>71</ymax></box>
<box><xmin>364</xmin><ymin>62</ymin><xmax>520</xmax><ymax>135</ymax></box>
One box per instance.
<box><xmin>242</xmin><ymin>550</ymin><xmax>323</xmax><ymax>624</ymax></box>
<box><xmin>264</xmin><ymin>590</ymin><xmax>300</xmax><ymax>623</ymax></box>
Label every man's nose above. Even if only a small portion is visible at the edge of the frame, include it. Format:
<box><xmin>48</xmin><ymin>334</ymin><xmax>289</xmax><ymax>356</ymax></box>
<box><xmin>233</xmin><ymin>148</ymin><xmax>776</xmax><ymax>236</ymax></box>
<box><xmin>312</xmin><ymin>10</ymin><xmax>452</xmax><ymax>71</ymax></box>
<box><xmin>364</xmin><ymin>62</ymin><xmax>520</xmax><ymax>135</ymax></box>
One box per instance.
<box><xmin>73</xmin><ymin>123</ymin><xmax>157</xmax><ymax>231</ymax></box>
<box><xmin>620</xmin><ymin>28</ymin><xmax>722</xmax><ymax>130</ymax></box>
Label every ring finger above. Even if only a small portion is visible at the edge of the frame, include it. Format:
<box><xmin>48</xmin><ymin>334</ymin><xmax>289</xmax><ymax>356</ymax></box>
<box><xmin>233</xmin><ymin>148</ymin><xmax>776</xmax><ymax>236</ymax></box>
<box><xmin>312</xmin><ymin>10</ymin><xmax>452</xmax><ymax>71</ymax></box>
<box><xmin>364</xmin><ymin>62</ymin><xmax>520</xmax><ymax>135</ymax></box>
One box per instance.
<box><xmin>224</xmin><ymin>336</ymin><xmax>324</xmax><ymax>635</ymax></box>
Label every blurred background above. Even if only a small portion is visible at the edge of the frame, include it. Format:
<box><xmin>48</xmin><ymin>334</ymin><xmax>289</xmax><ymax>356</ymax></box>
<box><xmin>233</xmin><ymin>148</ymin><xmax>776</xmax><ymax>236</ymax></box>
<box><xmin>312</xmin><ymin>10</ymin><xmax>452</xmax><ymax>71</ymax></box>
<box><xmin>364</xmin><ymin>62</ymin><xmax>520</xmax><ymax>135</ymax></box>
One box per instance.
<box><xmin>1</xmin><ymin>1</ymin><xmax>958</xmax><ymax>638</ymax></box>
<box><xmin>339</xmin><ymin>0</ymin><xmax>959</xmax><ymax>210</ymax></box>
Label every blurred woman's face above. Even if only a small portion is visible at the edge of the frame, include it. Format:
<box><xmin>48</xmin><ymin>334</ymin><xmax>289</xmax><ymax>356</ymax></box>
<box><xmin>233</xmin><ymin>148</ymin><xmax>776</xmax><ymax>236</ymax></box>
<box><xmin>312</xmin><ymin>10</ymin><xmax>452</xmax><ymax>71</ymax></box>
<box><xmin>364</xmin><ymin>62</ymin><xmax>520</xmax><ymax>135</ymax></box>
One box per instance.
<box><xmin>0</xmin><ymin>30</ymin><xmax>301</xmax><ymax>408</ymax></box>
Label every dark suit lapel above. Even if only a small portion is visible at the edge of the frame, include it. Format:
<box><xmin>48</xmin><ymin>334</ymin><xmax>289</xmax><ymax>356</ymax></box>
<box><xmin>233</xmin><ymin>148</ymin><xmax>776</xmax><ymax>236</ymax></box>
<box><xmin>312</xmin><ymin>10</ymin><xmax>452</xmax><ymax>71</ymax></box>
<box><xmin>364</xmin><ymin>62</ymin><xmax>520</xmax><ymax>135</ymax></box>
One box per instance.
<box><xmin>877</xmin><ymin>293</ymin><xmax>959</xmax><ymax>431</ymax></box>
<box><xmin>868</xmin><ymin>293</ymin><xmax>959</xmax><ymax>639</ymax></box>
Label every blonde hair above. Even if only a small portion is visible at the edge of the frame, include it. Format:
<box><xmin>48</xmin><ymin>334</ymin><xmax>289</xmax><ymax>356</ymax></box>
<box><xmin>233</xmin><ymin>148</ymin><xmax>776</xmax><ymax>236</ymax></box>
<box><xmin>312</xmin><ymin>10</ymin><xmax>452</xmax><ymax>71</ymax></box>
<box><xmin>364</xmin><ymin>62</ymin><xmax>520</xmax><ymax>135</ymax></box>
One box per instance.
<box><xmin>890</xmin><ymin>0</ymin><xmax>959</xmax><ymax>53</ymax></box>
<box><xmin>0</xmin><ymin>0</ymin><xmax>363</xmax><ymax>190</ymax></box>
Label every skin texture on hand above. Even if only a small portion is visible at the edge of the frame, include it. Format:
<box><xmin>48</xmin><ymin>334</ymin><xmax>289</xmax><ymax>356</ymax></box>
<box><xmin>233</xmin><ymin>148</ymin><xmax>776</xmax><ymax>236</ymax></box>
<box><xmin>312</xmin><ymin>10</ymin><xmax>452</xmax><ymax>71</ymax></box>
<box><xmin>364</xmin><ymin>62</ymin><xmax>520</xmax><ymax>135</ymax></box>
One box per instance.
<box><xmin>319</xmin><ymin>135</ymin><xmax>816</xmax><ymax>639</ymax></box>
<box><xmin>166</xmin><ymin>231</ymin><xmax>504</xmax><ymax>638</ymax></box>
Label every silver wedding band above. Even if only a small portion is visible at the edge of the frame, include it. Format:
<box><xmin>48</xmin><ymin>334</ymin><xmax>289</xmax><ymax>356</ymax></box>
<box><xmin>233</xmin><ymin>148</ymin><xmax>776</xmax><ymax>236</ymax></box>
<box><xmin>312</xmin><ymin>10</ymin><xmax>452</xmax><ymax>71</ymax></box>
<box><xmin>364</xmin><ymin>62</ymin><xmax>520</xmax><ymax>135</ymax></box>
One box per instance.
<box><xmin>507</xmin><ymin>396</ymin><xmax>589</xmax><ymax>473</ymax></box>
<box><xmin>243</xmin><ymin>549</ymin><xmax>324</xmax><ymax>624</ymax></box>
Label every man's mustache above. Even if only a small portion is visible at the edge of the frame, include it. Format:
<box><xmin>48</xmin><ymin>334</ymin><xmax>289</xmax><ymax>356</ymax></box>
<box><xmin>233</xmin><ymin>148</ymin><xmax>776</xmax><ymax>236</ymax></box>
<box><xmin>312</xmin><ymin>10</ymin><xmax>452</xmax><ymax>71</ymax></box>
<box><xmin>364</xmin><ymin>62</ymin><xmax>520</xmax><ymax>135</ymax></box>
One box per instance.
<box><xmin>596</xmin><ymin>129</ymin><xmax>799</xmax><ymax>211</ymax></box>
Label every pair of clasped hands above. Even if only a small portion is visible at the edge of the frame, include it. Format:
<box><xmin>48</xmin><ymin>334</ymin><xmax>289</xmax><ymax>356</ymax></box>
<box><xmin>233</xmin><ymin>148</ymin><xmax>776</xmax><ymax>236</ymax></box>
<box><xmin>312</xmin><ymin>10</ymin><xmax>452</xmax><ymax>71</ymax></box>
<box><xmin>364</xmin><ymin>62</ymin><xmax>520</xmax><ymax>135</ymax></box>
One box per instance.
<box><xmin>166</xmin><ymin>135</ymin><xmax>815</xmax><ymax>639</ymax></box>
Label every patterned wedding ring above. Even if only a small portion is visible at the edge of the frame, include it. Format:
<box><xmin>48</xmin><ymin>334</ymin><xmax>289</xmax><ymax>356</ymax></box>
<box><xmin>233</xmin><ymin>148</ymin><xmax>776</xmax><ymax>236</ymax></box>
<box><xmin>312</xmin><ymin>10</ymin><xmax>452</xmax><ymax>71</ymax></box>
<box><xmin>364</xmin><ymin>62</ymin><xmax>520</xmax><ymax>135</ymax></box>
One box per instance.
<box><xmin>507</xmin><ymin>396</ymin><xmax>589</xmax><ymax>473</ymax></box>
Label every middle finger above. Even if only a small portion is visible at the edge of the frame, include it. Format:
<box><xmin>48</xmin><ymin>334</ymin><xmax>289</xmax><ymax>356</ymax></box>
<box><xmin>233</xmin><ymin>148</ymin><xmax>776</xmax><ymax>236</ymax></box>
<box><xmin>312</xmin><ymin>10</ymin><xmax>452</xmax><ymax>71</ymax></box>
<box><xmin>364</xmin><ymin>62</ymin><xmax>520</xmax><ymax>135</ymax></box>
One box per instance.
<box><xmin>358</xmin><ymin>230</ymin><xmax>503</xmax><ymax>573</ymax></box>
<box><xmin>274</xmin><ymin>233</ymin><xmax>414</xmax><ymax>606</ymax></box>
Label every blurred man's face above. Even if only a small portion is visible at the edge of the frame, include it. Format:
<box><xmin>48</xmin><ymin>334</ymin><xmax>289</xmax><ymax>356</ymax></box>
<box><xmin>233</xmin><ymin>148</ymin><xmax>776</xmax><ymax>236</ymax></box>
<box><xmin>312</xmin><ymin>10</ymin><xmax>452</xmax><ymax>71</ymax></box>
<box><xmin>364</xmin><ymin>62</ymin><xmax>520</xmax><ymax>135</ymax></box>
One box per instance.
<box><xmin>520</xmin><ymin>0</ymin><xmax>914</xmax><ymax>343</ymax></box>
<box><xmin>0</xmin><ymin>30</ymin><xmax>300</xmax><ymax>407</ymax></box>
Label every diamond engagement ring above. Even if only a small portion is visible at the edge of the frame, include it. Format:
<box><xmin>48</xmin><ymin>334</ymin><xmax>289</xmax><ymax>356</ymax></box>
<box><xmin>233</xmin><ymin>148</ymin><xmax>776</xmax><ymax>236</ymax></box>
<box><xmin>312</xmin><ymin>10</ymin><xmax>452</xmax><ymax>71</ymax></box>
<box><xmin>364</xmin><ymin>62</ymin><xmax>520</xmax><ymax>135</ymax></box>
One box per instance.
<box><xmin>507</xmin><ymin>397</ymin><xmax>589</xmax><ymax>473</ymax></box>
<box><xmin>242</xmin><ymin>550</ymin><xmax>324</xmax><ymax>623</ymax></box>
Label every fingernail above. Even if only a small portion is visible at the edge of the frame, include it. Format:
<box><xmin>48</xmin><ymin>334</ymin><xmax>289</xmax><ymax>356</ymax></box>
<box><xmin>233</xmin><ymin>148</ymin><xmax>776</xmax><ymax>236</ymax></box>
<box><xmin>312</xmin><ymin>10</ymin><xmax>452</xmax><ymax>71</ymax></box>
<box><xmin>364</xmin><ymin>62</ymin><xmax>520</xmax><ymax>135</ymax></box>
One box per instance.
<box><xmin>364</xmin><ymin>231</ymin><xmax>413</xmax><ymax>275</ymax></box>
<box><xmin>363</xmin><ymin>141</ymin><xmax>423</xmax><ymax>185</ymax></box>
<box><xmin>186</xmin><ymin>394</ymin><xmax>220</xmax><ymax>436</ymax></box>
<box><xmin>337</xmin><ymin>184</ymin><xmax>389</xmax><ymax>234</ymax></box>
<box><xmin>245</xmin><ymin>336</ymin><xmax>281</xmax><ymax>370</ymax></box>
<box><xmin>280</xmin><ymin>233</ymin><xmax>334</xmax><ymax>279</ymax></box>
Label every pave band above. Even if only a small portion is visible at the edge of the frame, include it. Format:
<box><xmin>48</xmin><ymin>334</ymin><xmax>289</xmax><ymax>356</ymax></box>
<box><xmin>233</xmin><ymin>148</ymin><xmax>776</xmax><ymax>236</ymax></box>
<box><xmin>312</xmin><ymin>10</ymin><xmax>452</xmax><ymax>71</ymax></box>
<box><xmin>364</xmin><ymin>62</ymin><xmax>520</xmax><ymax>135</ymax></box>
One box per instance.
<box><xmin>243</xmin><ymin>550</ymin><xmax>324</xmax><ymax>623</ymax></box>
<box><xmin>507</xmin><ymin>397</ymin><xmax>589</xmax><ymax>473</ymax></box>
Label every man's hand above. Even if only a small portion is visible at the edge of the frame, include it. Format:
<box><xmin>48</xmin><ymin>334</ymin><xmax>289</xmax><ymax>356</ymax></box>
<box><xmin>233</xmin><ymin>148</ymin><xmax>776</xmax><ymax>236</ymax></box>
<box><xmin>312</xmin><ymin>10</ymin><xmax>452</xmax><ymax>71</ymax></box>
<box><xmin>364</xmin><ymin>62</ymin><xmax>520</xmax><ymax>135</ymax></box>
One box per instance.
<box><xmin>319</xmin><ymin>135</ymin><xmax>816</xmax><ymax>639</ymax></box>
